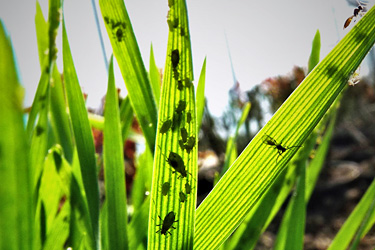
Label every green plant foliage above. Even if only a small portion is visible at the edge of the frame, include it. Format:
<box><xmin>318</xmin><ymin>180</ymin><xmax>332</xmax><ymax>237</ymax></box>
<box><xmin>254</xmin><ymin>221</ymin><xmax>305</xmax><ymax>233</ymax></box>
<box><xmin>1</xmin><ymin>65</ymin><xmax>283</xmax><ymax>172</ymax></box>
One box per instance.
<box><xmin>63</xmin><ymin>20</ymin><xmax>100</xmax><ymax>248</ymax></box>
<box><xmin>99</xmin><ymin>0</ymin><xmax>158</xmax><ymax>152</ymax></box>
<box><xmin>103</xmin><ymin>56</ymin><xmax>129</xmax><ymax>250</ymax></box>
<box><xmin>194</xmin><ymin>6</ymin><xmax>375</xmax><ymax>249</ymax></box>
<box><xmin>196</xmin><ymin>58</ymin><xmax>206</xmax><ymax>131</ymax></box>
<box><xmin>148</xmin><ymin>0</ymin><xmax>197</xmax><ymax>249</ymax></box>
<box><xmin>0</xmin><ymin>19</ymin><xmax>33</xmax><ymax>250</ymax></box>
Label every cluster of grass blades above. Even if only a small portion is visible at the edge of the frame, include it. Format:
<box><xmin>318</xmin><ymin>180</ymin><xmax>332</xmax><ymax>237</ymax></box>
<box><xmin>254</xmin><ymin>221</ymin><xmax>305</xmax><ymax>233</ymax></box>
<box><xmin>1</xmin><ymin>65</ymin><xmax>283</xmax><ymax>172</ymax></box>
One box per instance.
<box><xmin>1</xmin><ymin>0</ymin><xmax>375</xmax><ymax>249</ymax></box>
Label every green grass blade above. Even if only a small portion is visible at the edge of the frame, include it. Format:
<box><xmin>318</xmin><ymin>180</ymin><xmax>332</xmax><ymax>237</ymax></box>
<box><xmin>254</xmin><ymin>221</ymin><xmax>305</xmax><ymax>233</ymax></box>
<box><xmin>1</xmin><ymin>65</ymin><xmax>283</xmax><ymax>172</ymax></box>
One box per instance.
<box><xmin>196</xmin><ymin>58</ymin><xmax>206</xmax><ymax>131</ymax></box>
<box><xmin>99</xmin><ymin>0</ymin><xmax>158</xmax><ymax>152</ymax></box>
<box><xmin>221</xmin><ymin>102</ymin><xmax>251</xmax><ymax>176</ymax></box>
<box><xmin>50</xmin><ymin>64</ymin><xmax>74</xmax><ymax>162</ymax></box>
<box><xmin>35</xmin><ymin>1</ymin><xmax>48</xmax><ymax>69</ymax></box>
<box><xmin>0</xmin><ymin>20</ymin><xmax>33</xmax><ymax>250</ymax></box>
<box><xmin>194</xmin><ymin>6</ymin><xmax>375</xmax><ymax>249</ymax></box>
<box><xmin>148</xmin><ymin>0</ymin><xmax>196</xmax><ymax>249</ymax></box>
<box><xmin>103</xmin><ymin>56</ymin><xmax>129</xmax><ymax>250</ymax></box>
<box><xmin>150</xmin><ymin>44</ymin><xmax>162</xmax><ymax>108</ymax></box>
<box><xmin>308</xmin><ymin>30</ymin><xmax>321</xmax><ymax>73</ymax></box>
<box><xmin>62</xmin><ymin>20</ymin><xmax>99</xmax><ymax>248</ymax></box>
<box><xmin>119</xmin><ymin>96</ymin><xmax>134</xmax><ymax>141</ymax></box>
<box><xmin>128</xmin><ymin>197</ymin><xmax>150</xmax><ymax>250</ymax></box>
<box><xmin>274</xmin><ymin>163</ymin><xmax>306</xmax><ymax>250</ymax></box>
<box><xmin>327</xmin><ymin>178</ymin><xmax>375</xmax><ymax>250</ymax></box>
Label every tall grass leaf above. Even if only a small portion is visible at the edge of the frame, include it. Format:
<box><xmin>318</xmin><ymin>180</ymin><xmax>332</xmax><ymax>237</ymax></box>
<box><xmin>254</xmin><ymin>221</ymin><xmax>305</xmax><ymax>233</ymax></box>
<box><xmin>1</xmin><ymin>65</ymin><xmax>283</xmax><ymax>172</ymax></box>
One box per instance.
<box><xmin>0</xmin><ymin>20</ymin><xmax>33</xmax><ymax>250</ymax></box>
<box><xmin>119</xmin><ymin>96</ymin><xmax>134</xmax><ymax>141</ymax></box>
<box><xmin>128</xmin><ymin>197</ymin><xmax>150</xmax><ymax>250</ymax></box>
<box><xmin>36</xmin><ymin>146</ymin><xmax>71</xmax><ymax>250</ymax></box>
<box><xmin>35</xmin><ymin>1</ymin><xmax>48</xmax><ymax>69</ymax></box>
<box><xmin>327</xmin><ymin>178</ymin><xmax>375</xmax><ymax>250</ymax></box>
<box><xmin>308</xmin><ymin>30</ymin><xmax>321</xmax><ymax>73</ymax></box>
<box><xmin>221</xmin><ymin>102</ymin><xmax>251</xmax><ymax>177</ymax></box>
<box><xmin>148</xmin><ymin>0</ymin><xmax>197</xmax><ymax>249</ymax></box>
<box><xmin>150</xmin><ymin>44</ymin><xmax>162</xmax><ymax>108</ymax></box>
<box><xmin>103</xmin><ymin>56</ymin><xmax>129</xmax><ymax>250</ymax></box>
<box><xmin>62</xmin><ymin>20</ymin><xmax>99</xmax><ymax>248</ymax></box>
<box><xmin>196</xmin><ymin>58</ymin><xmax>206</xmax><ymax>131</ymax></box>
<box><xmin>274</xmin><ymin>163</ymin><xmax>306</xmax><ymax>250</ymax></box>
<box><xmin>194</xmin><ymin>6</ymin><xmax>375</xmax><ymax>249</ymax></box>
<box><xmin>99</xmin><ymin>0</ymin><xmax>158</xmax><ymax>152</ymax></box>
<box><xmin>50</xmin><ymin>64</ymin><xmax>74</xmax><ymax>162</ymax></box>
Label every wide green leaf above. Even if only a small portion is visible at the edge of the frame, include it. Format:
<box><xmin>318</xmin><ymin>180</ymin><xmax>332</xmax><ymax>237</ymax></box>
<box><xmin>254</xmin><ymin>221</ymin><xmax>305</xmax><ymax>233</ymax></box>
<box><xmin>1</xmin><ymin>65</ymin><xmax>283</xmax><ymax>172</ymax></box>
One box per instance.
<box><xmin>148</xmin><ymin>0</ymin><xmax>197</xmax><ymax>249</ymax></box>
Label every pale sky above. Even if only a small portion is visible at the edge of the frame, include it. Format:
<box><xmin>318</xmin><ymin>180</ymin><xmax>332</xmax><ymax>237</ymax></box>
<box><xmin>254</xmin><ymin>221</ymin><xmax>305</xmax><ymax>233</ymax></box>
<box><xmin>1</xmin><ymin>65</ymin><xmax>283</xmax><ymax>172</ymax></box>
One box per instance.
<box><xmin>1</xmin><ymin>0</ymin><xmax>374</xmax><ymax>117</ymax></box>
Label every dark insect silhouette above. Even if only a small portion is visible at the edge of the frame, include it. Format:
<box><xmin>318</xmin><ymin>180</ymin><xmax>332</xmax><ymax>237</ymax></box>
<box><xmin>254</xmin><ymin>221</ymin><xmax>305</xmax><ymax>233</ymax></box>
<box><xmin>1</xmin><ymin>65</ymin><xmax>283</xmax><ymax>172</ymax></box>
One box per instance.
<box><xmin>156</xmin><ymin>212</ymin><xmax>178</xmax><ymax>235</ymax></box>
<box><xmin>162</xmin><ymin>182</ymin><xmax>170</xmax><ymax>196</ymax></box>
<box><xmin>185</xmin><ymin>182</ymin><xmax>191</xmax><ymax>195</ymax></box>
<box><xmin>171</xmin><ymin>49</ymin><xmax>180</xmax><ymax>69</ymax></box>
<box><xmin>159</xmin><ymin>119</ymin><xmax>172</xmax><ymax>133</ymax></box>
<box><xmin>262</xmin><ymin>134</ymin><xmax>301</xmax><ymax>163</ymax></box>
<box><xmin>166</xmin><ymin>152</ymin><xmax>189</xmax><ymax>178</ymax></box>
<box><xmin>344</xmin><ymin>2</ymin><xmax>366</xmax><ymax>29</ymax></box>
<box><xmin>179</xmin><ymin>191</ymin><xmax>186</xmax><ymax>203</ymax></box>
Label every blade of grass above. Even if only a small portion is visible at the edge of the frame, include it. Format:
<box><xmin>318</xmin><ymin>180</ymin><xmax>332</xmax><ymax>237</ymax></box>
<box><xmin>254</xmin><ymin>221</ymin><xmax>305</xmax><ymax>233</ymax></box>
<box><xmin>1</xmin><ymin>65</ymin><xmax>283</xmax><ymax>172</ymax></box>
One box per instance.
<box><xmin>99</xmin><ymin>0</ymin><xmax>158</xmax><ymax>152</ymax></box>
<box><xmin>62</xmin><ymin>20</ymin><xmax>99</xmax><ymax>248</ymax></box>
<box><xmin>196</xmin><ymin>58</ymin><xmax>206</xmax><ymax>131</ymax></box>
<box><xmin>103</xmin><ymin>55</ymin><xmax>129</xmax><ymax>250</ymax></box>
<box><xmin>119</xmin><ymin>96</ymin><xmax>134</xmax><ymax>142</ymax></box>
<box><xmin>274</xmin><ymin>163</ymin><xmax>306</xmax><ymax>250</ymax></box>
<box><xmin>327</xmin><ymin>177</ymin><xmax>375</xmax><ymax>250</ymax></box>
<box><xmin>308</xmin><ymin>30</ymin><xmax>321</xmax><ymax>73</ymax></box>
<box><xmin>194</xmin><ymin>6</ymin><xmax>375</xmax><ymax>249</ymax></box>
<box><xmin>0</xmin><ymin>19</ymin><xmax>33</xmax><ymax>250</ymax></box>
<box><xmin>150</xmin><ymin>44</ymin><xmax>161</xmax><ymax>108</ymax></box>
<box><xmin>148</xmin><ymin>0</ymin><xmax>197</xmax><ymax>249</ymax></box>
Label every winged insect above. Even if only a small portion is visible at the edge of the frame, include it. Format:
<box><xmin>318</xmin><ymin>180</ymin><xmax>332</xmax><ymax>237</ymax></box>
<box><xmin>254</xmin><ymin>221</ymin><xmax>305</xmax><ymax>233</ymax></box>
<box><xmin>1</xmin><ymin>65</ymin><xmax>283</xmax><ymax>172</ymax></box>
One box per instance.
<box><xmin>262</xmin><ymin>134</ymin><xmax>301</xmax><ymax>163</ymax></box>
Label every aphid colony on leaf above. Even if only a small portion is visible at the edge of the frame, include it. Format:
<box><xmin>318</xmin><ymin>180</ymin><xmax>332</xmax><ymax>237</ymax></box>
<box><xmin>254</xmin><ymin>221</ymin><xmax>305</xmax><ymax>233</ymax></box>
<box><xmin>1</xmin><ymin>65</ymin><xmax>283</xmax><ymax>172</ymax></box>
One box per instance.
<box><xmin>104</xmin><ymin>16</ymin><xmax>126</xmax><ymax>42</ymax></box>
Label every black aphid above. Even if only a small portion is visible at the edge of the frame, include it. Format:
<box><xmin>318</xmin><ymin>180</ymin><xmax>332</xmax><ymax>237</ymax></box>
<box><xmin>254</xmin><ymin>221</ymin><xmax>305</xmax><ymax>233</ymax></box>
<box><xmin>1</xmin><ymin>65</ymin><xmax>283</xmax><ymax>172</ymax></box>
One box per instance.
<box><xmin>179</xmin><ymin>191</ymin><xmax>186</xmax><ymax>203</ymax></box>
<box><xmin>186</xmin><ymin>112</ymin><xmax>192</xmax><ymax>124</ymax></box>
<box><xmin>177</xmin><ymin>80</ymin><xmax>184</xmax><ymax>90</ymax></box>
<box><xmin>185</xmin><ymin>182</ymin><xmax>191</xmax><ymax>194</ymax></box>
<box><xmin>171</xmin><ymin>49</ymin><xmax>180</xmax><ymax>69</ymax></box>
<box><xmin>262</xmin><ymin>134</ymin><xmax>301</xmax><ymax>162</ymax></box>
<box><xmin>175</xmin><ymin>100</ymin><xmax>186</xmax><ymax>115</ymax></box>
<box><xmin>184</xmin><ymin>136</ymin><xmax>196</xmax><ymax>153</ymax></box>
<box><xmin>156</xmin><ymin>212</ymin><xmax>178</xmax><ymax>236</ymax></box>
<box><xmin>162</xmin><ymin>182</ymin><xmax>170</xmax><ymax>196</ymax></box>
<box><xmin>166</xmin><ymin>152</ymin><xmax>188</xmax><ymax>178</ymax></box>
<box><xmin>159</xmin><ymin>119</ymin><xmax>172</xmax><ymax>133</ymax></box>
<box><xmin>180</xmin><ymin>128</ymin><xmax>188</xmax><ymax>143</ymax></box>
<box><xmin>115</xmin><ymin>28</ymin><xmax>124</xmax><ymax>42</ymax></box>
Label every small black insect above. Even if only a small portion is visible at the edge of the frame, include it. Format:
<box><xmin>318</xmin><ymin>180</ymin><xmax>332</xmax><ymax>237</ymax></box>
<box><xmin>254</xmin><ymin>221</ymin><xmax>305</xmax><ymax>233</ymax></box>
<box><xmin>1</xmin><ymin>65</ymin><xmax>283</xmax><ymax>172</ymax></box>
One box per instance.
<box><xmin>115</xmin><ymin>28</ymin><xmax>124</xmax><ymax>42</ymax></box>
<box><xmin>179</xmin><ymin>191</ymin><xmax>186</xmax><ymax>203</ymax></box>
<box><xmin>262</xmin><ymin>134</ymin><xmax>301</xmax><ymax>163</ymax></box>
<box><xmin>185</xmin><ymin>182</ymin><xmax>191</xmax><ymax>195</ymax></box>
<box><xmin>177</xmin><ymin>80</ymin><xmax>184</xmax><ymax>90</ymax></box>
<box><xmin>175</xmin><ymin>100</ymin><xmax>186</xmax><ymax>115</ymax></box>
<box><xmin>166</xmin><ymin>152</ymin><xmax>189</xmax><ymax>178</ymax></box>
<box><xmin>171</xmin><ymin>113</ymin><xmax>182</xmax><ymax>131</ymax></box>
<box><xmin>159</xmin><ymin>119</ymin><xmax>172</xmax><ymax>133</ymax></box>
<box><xmin>180</xmin><ymin>128</ymin><xmax>188</xmax><ymax>143</ymax></box>
<box><xmin>162</xmin><ymin>182</ymin><xmax>170</xmax><ymax>196</ymax></box>
<box><xmin>344</xmin><ymin>2</ymin><xmax>366</xmax><ymax>29</ymax></box>
<box><xmin>104</xmin><ymin>16</ymin><xmax>111</xmax><ymax>25</ymax></box>
<box><xmin>156</xmin><ymin>212</ymin><xmax>178</xmax><ymax>236</ymax></box>
<box><xmin>184</xmin><ymin>136</ymin><xmax>196</xmax><ymax>153</ymax></box>
<box><xmin>171</xmin><ymin>49</ymin><xmax>180</xmax><ymax>69</ymax></box>
<box><xmin>186</xmin><ymin>112</ymin><xmax>192</xmax><ymax>124</ymax></box>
